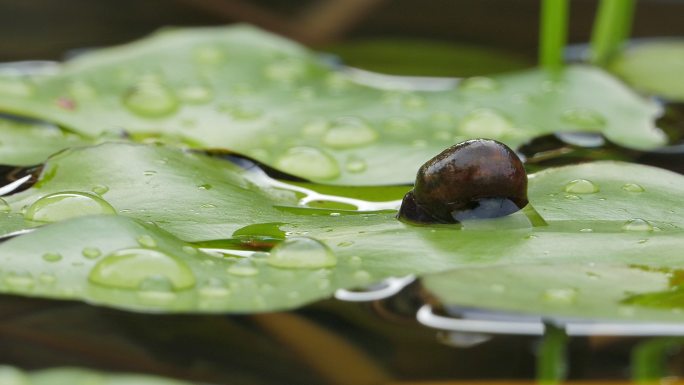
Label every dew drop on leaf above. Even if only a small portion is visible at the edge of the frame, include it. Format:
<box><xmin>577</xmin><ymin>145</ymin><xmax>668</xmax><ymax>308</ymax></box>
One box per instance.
<box><xmin>622</xmin><ymin>218</ymin><xmax>654</xmax><ymax>232</ymax></box>
<box><xmin>137</xmin><ymin>275</ymin><xmax>177</xmax><ymax>302</ymax></box>
<box><xmin>91</xmin><ymin>185</ymin><xmax>109</xmax><ymax>195</ymax></box>
<box><xmin>458</xmin><ymin>108</ymin><xmax>514</xmax><ymax>137</ymax></box>
<box><xmin>560</xmin><ymin>108</ymin><xmax>607</xmax><ymax>129</ymax></box>
<box><xmin>275</xmin><ymin>146</ymin><xmax>340</xmax><ymax>180</ymax></box>
<box><xmin>4</xmin><ymin>270</ymin><xmax>34</xmax><ymax>289</ymax></box>
<box><xmin>136</xmin><ymin>234</ymin><xmax>157</xmax><ymax>248</ymax></box>
<box><xmin>122</xmin><ymin>77</ymin><xmax>178</xmax><ymax>118</ymax></box>
<box><xmin>82</xmin><ymin>247</ymin><xmax>102</xmax><ymax>259</ymax></box>
<box><xmin>322</xmin><ymin>117</ymin><xmax>379</xmax><ymax>149</ymax></box>
<box><xmin>622</xmin><ymin>183</ymin><xmax>645</xmax><ymax>192</ymax></box>
<box><xmin>88</xmin><ymin>248</ymin><xmax>196</xmax><ymax>290</ymax></box>
<box><xmin>42</xmin><ymin>252</ymin><xmax>62</xmax><ymax>263</ymax></box>
<box><xmin>227</xmin><ymin>258</ymin><xmax>259</xmax><ymax>276</ymax></box>
<box><xmin>353</xmin><ymin>270</ymin><xmax>372</xmax><ymax>283</ymax></box>
<box><xmin>345</xmin><ymin>156</ymin><xmax>367</xmax><ymax>173</ymax></box>
<box><xmin>177</xmin><ymin>84</ymin><xmax>213</xmax><ymax>104</ymax></box>
<box><xmin>543</xmin><ymin>288</ymin><xmax>578</xmax><ymax>304</ymax></box>
<box><xmin>267</xmin><ymin>237</ymin><xmax>337</xmax><ymax>269</ymax></box>
<box><xmin>459</xmin><ymin>76</ymin><xmax>500</xmax><ymax>92</ymax></box>
<box><xmin>24</xmin><ymin>191</ymin><xmax>116</xmax><ymax>222</ymax></box>
<box><xmin>563</xmin><ymin>179</ymin><xmax>599</xmax><ymax>194</ymax></box>
<box><xmin>199</xmin><ymin>278</ymin><xmax>230</xmax><ymax>298</ymax></box>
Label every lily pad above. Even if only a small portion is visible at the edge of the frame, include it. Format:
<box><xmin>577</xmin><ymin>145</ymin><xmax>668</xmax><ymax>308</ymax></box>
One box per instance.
<box><xmin>1</xmin><ymin>143</ymin><xmax>684</xmax><ymax>315</ymax></box>
<box><xmin>610</xmin><ymin>40</ymin><xmax>684</xmax><ymax>102</ymax></box>
<box><xmin>0</xmin><ymin>117</ymin><xmax>93</xmax><ymax>166</ymax></box>
<box><xmin>0</xmin><ymin>365</ymin><xmax>194</xmax><ymax>385</ymax></box>
<box><xmin>422</xmin><ymin>263</ymin><xmax>684</xmax><ymax>323</ymax></box>
<box><xmin>0</xmin><ymin>26</ymin><xmax>665</xmax><ymax>185</ymax></box>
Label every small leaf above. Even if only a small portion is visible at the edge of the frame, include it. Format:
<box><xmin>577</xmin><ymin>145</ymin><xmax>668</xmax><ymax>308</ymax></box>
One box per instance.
<box><xmin>0</xmin><ymin>26</ymin><xmax>665</xmax><ymax>184</ymax></box>
<box><xmin>610</xmin><ymin>40</ymin><xmax>684</xmax><ymax>102</ymax></box>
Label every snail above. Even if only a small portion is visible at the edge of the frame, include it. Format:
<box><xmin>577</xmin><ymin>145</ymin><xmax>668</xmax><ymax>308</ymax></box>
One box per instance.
<box><xmin>398</xmin><ymin>139</ymin><xmax>528</xmax><ymax>224</ymax></box>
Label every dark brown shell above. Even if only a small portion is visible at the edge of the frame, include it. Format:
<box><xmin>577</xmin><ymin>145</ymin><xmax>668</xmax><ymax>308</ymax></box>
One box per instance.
<box><xmin>399</xmin><ymin>139</ymin><xmax>528</xmax><ymax>223</ymax></box>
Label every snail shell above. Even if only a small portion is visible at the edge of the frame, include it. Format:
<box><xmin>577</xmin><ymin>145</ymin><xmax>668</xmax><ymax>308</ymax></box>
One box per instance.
<box><xmin>398</xmin><ymin>139</ymin><xmax>528</xmax><ymax>224</ymax></box>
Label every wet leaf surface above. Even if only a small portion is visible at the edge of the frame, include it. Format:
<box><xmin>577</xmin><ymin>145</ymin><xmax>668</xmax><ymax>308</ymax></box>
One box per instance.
<box><xmin>610</xmin><ymin>40</ymin><xmax>684</xmax><ymax>102</ymax></box>
<box><xmin>0</xmin><ymin>26</ymin><xmax>665</xmax><ymax>185</ymax></box>
<box><xmin>0</xmin><ymin>143</ymin><xmax>683</xmax><ymax>316</ymax></box>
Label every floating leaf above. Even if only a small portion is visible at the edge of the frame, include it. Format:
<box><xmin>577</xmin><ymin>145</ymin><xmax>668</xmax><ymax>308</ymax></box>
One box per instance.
<box><xmin>422</xmin><ymin>263</ymin><xmax>684</xmax><ymax>323</ymax></box>
<box><xmin>610</xmin><ymin>40</ymin><xmax>684</xmax><ymax>102</ymax></box>
<box><xmin>1</xmin><ymin>143</ymin><xmax>684</xmax><ymax>315</ymax></box>
<box><xmin>0</xmin><ymin>26</ymin><xmax>665</xmax><ymax>184</ymax></box>
<box><xmin>0</xmin><ymin>365</ymin><xmax>194</xmax><ymax>385</ymax></box>
<box><xmin>0</xmin><ymin>118</ymin><xmax>92</xmax><ymax>166</ymax></box>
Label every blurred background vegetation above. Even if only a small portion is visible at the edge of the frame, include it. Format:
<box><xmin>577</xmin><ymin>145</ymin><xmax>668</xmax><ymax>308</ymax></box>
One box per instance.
<box><xmin>2</xmin><ymin>0</ymin><xmax>683</xmax><ymax>76</ymax></box>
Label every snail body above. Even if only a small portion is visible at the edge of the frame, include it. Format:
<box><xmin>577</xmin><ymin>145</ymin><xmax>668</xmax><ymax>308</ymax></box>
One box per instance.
<box><xmin>398</xmin><ymin>139</ymin><xmax>528</xmax><ymax>224</ymax></box>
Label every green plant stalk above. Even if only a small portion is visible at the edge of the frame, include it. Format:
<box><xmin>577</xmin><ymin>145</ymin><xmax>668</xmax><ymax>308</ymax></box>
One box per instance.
<box><xmin>539</xmin><ymin>0</ymin><xmax>570</xmax><ymax>69</ymax></box>
<box><xmin>632</xmin><ymin>337</ymin><xmax>684</xmax><ymax>384</ymax></box>
<box><xmin>536</xmin><ymin>322</ymin><xmax>568</xmax><ymax>385</ymax></box>
<box><xmin>590</xmin><ymin>0</ymin><xmax>637</xmax><ymax>65</ymax></box>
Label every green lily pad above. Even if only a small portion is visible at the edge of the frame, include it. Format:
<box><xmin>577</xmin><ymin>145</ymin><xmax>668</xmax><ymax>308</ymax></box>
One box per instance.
<box><xmin>422</xmin><ymin>263</ymin><xmax>684</xmax><ymax>323</ymax></box>
<box><xmin>0</xmin><ymin>26</ymin><xmax>665</xmax><ymax>185</ymax></box>
<box><xmin>610</xmin><ymin>40</ymin><xmax>684</xmax><ymax>102</ymax></box>
<box><xmin>1</xmin><ymin>143</ymin><xmax>684</xmax><ymax>315</ymax></box>
<box><xmin>0</xmin><ymin>365</ymin><xmax>194</xmax><ymax>385</ymax></box>
<box><xmin>0</xmin><ymin>117</ymin><xmax>93</xmax><ymax>166</ymax></box>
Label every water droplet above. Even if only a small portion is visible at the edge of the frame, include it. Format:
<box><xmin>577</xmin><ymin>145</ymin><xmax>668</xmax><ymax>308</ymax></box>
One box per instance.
<box><xmin>194</xmin><ymin>46</ymin><xmax>225</xmax><ymax>64</ymax></box>
<box><xmin>67</xmin><ymin>80</ymin><xmax>97</xmax><ymax>101</ymax></box>
<box><xmin>302</xmin><ymin>119</ymin><xmax>330</xmax><ymax>137</ymax></box>
<box><xmin>460</xmin><ymin>76</ymin><xmax>499</xmax><ymax>91</ymax></box>
<box><xmin>275</xmin><ymin>146</ymin><xmax>340</xmax><ymax>180</ymax></box>
<box><xmin>122</xmin><ymin>76</ymin><xmax>178</xmax><ymax>118</ymax></box>
<box><xmin>322</xmin><ymin>117</ymin><xmax>378</xmax><ymax>149</ymax></box>
<box><xmin>264</xmin><ymin>59</ymin><xmax>306</xmax><ymax>83</ymax></box>
<box><xmin>268</xmin><ymin>237</ymin><xmax>337</xmax><ymax>269</ymax></box>
<box><xmin>543</xmin><ymin>288</ymin><xmax>577</xmax><ymax>304</ymax></box>
<box><xmin>622</xmin><ymin>183</ymin><xmax>645</xmax><ymax>193</ymax></box>
<box><xmin>178</xmin><ymin>84</ymin><xmax>213</xmax><ymax>104</ymax></box>
<box><xmin>136</xmin><ymin>275</ymin><xmax>176</xmax><ymax>302</ymax></box>
<box><xmin>563</xmin><ymin>179</ymin><xmax>599</xmax><ymax>194</ymax></box>
<box><xmin>143</xmin><ymin>170</ymin><xmax>157</xmax><ymax>176</ymax></box>
<box><xmin>560</xmin><ymin>108</ymin><xmax>606</xmax><ymax>128</ymax></box>
<box><xmin>39</xmin><ymin>273</ymin><xmax>57</xmax><ymax>284</ymax></box>
<box><xmin>136</xmin><ymin>234</ymin><xmax>157</xmax><ymax>248</ymax></box>
<box><xmin>4</xmin><ymin>271</ymin><xmax>34</xmax><ymax>289</ymax></box>
<box><xmin>564</xmin><ymin>194</ymin><xmax>581</xmax><ymax>200</ymax></box>
<box><xmin>89</xmin><ymin>248</ymin><xmax>195</xmax><ymax>290</ymax></box>
<box><xmin>199</xmin><ymin>278</ymin><xmax>230</xmax><ymax>298</ymax></box>
<box><xmin>402</xmin><ymin>94</ymin><xmax>425</xmax><ymax>109</ymax></box>
<box><xmin>218</xmin><ymin>103</ymin><xmax>262</xmax><ymax>120</ymax></box>
<box><xmin>353</xmin><ymin>270</ymin><xmax>372</xmax><ymax>282</ymax></box>
<box><xmin>349</xmin><ymin>255</ymin><xmax>362</xmax><ymax>266</ymax></box>
<box><xmin>458</xmin><ymin>108</ymin><xmax>514</xmax><ymax>137</ymax></box>
<box><xmin>579</xmin><ymin>228</ymin><xmax>593</xmax><ymax>233</ymax></box>
<box><xmin>91</xmin><ymin>185</ymin><xmax>109</xmax><ymax>195</ymax></box>
<box><xmin>622</xmin><ymin>218</ymin><xmax>654</xmax><ymax>232</ymax></box>
<box><xmin>182</xmin><ymin>245</ymin><xmax>198</xmax><ymax>255</ymax></box>
<box><xmin>24</xmin><ymin>192</ymin><xmax>116</xmax><ymax>222</ymax></box>
<box><xmin>82</xmin><ymin>247</ymin><xmax>102</xmax><ymax>259</ymax></box>
<box><xmin>0</xmin><ymin>198</ymin><xmax>10</xmax><ymax>212</ymax></box>
<box><xmin>345</xmin><ymin>156</ymin><xmax>367</xmax><ymax>173</ymax></box>
<box><xmin>227</xmin><ymin>258</ymin><xmax>259</xmax><ymax>276</ymax></box>
<box><xmin>42</xmin><ymin>252</ymin><xmax>62</xmax><ymax>262</ymax></box>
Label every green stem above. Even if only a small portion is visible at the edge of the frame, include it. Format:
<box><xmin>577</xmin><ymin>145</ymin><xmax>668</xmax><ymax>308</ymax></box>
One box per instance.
<box><xmin>539</xmin><ymin>0</ymin><xmax>570</xmax><ymax>69</ymax></box>
<box><xmin>536</xmin><ymin>322</ymin><xmax>568</xmax><ymax>385</ymax></box>
<box><xmin>632</xmin><ymin>337</ymin><xmax>684</xmax><ymax>384</ymax></box>
<box><xmin>590</xmin><ymin>0</ymin><xmax>637</xmax><ymax>66</ymax></box>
